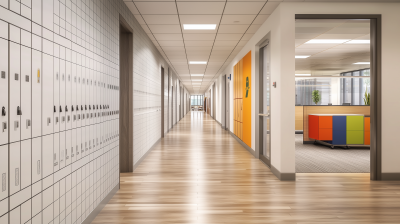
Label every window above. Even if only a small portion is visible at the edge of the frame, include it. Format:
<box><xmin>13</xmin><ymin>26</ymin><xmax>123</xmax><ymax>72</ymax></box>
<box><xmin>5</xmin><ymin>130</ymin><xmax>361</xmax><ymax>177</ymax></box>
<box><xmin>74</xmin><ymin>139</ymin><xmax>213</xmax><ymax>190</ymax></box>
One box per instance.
<box><xmin>340</xmin><ymin>69</ymin><xmax>370</xmax><ymax>105</ymax></box>
<box><xmin>191</xmin><ymin>95</ymin><xmax>203</xmax><ymax>106</ymax></box>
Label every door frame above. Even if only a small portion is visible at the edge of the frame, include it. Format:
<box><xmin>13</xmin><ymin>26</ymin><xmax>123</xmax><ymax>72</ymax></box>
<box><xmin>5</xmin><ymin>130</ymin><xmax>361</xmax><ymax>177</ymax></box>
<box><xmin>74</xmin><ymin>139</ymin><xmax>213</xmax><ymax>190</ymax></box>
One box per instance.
<box><xmin>161</xmin><ymin>66</ymin><xmax>164</xmax><ymax>138</ymax></box>
<box><xmin>294</xmin><ymin>14</ymin><xmax>382</xmax><ymax>180</ymax></box>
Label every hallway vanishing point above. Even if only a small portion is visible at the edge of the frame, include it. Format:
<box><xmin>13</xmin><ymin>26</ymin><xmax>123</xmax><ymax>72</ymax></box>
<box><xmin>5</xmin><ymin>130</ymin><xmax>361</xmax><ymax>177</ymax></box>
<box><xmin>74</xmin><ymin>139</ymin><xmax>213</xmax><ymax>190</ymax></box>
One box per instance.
<box><xmin>93</xmin><ymin>112</ymin><xmax>400</xmax><ymax>224</ymax></box>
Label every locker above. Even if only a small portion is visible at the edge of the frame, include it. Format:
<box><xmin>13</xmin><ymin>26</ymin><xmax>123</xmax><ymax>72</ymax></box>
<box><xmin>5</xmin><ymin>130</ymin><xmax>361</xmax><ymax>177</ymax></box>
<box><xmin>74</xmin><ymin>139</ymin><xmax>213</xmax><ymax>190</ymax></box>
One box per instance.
<box><xmin>21</xmin><ymin>46</ymin><xmax>32</xmax><ymax>140</ymax></box>
<box><xmin>85</xmin><ymin>68</ymin><xmax>90</xmax><ymax>126</ymax></box>
<box><xmin>21</xmin><ymin>139</ymin><xmax>31</xmax><ymax>189</ymax></box>
<box><xmin>9</xmin><ymin>42</ymin><xmax>21</xmax><ymax>143</ymax></box>
<box><xmin>10</xmin><ymin>206</ymin><xmax>20</xmax><ymax>224</ymax></box>
<box><xmin>82</xmin><ymin>126</ymin><xmax>86</xmax><ymax>158</ymax></box>
<box><xmin>76</xmin><ymin>128</ymin><xmax>81</xmax><ymax>161</ymax></box>
<box><xmin>66</xmin><ymin>62</ymin><xmax>72</xmax><ymax>130</ymax></box>
<box><xmin>54</xmin><ymin>132</ymin><xmax>60</xmax><ymax>171</ymax></box>
<box><xmin>42</xmin><ymin>134</ymin><xmax>54</xmax><ymax>178</ymax></box>
<box><xmin>82</xmin><ymin>68</ymin><xmax>86</xmax><ymax>125</ymax></box>
<box><xmin>32</xmin><ymin>193</ymin><xmax>41</xmax><ymax>216</ymax></box>
<box><xmin>42</xmin><ymin>203</ymin><xmax>54</xmax><ymax>224</ymax></box>
<box><xmin>59</xmin><ymin>131</ymin><xmax>65</xmax><ymax>169</ymax></box>
<box><xmin>0</xmin><ymin>145</ymin><xmax>8</xmax><ymax>201</ymax></box>
<box><xmin>32</xmin><ymin>212</ymin><xmax>41</xmax><ymax>224</ymax></box>
<box><xmin>42</xmin><ymin>0</ymin><xmax>53</xmax><ymax>31</ymax></box>
<box><xmin>65</xmin><ymin>130</ymin><xmax>71</xmax><ymax>166</ymax></box>
<box><xmin>31</xmin><ymin>138</ymin><xmax>41</xmax><ymax>184</ymax></box>
<box><xmin>32</xmin><ymin>50</ymin><xmax>42</xmax><ymax>138</ymax></box>
<box><xmin>42</xmin><ymin>54</ymin><xmax>53</xmax><ymax>135</ymax></box>
<box><xmin>60</xmin><ymin>59</ymin><xmax>66</xmax><ymax>132</ymax></box>
<box><xmin>9</xmin><ymin>142</ymin><xmax>21</xmax><ymax>195</ymax></box>
<box><xmin>76</xmin><ymin>65</ymin><xmax>81</xmax><ymax>128</ymax></box>
<box><xmin>86</xmin><ymin>126</ymin><xmax>91</xmax><ymax>155</ymax></box>
<box><xmin>71</xmin><ymin>129</ymin><xmax>76</xmax><ymax>163</ymax></box>
<box><xmin>54</xmin><ymin>57</ymin><xmax>60</xmax><ymax>133</ymax></box>
<box><xmin>0</xmin><ymin>39</ymin><xmax>8</xmax><ymax>145</ymax></box>
<box><xmin>21</xmin><ymin>199</ymin><xmax>31</xmax><ymax>224</ymax></box>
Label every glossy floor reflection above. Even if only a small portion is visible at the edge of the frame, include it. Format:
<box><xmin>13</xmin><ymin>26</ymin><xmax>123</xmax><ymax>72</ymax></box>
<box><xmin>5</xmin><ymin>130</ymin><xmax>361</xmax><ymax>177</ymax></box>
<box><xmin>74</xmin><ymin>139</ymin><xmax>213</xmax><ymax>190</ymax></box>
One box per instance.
<box><xmin>93</xmin><ymin>111</ymin><xmax>400</xmax><ymax>224</ymax></box>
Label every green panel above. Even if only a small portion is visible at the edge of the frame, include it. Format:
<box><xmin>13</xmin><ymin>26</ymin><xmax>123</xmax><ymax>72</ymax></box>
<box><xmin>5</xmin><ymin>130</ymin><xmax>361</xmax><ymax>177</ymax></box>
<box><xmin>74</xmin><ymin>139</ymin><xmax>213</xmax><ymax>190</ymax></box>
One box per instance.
<box><xmin>346</xmin><ymin>116</ymin><xmax>364</xmax><ymax>131</ymax></box>
<box><xmin>347</xmin><ymin>130</ymin><xmax>364</xmax><ymax>145</ymax></box>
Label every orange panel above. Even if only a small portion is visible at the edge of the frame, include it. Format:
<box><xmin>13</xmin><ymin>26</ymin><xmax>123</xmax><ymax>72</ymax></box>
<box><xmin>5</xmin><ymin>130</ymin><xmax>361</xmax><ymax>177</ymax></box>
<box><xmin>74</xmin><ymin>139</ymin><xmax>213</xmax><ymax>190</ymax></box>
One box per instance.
<box><xmin>364</xmin><ymin>131</ymin><xmax>370</xmax><ymax>145</ymax></box>
<box><xmin>364</xmin><ymin>117</ymin><xmax>370</xmax><ymax>131</ymax></box>
<box><xmin>242</xmin><ymin>51</ymin><xmax>252</xmax><ymax>147</ymax></box>
<box><xmin>319</xmin><ymin>116</ymin><xmax>332</xmax><ymax>129</ymax></box>
<box><xmin>319</xmin><ymin>128</ymin><xmax>332</xmax><ymax>141</ymax></box>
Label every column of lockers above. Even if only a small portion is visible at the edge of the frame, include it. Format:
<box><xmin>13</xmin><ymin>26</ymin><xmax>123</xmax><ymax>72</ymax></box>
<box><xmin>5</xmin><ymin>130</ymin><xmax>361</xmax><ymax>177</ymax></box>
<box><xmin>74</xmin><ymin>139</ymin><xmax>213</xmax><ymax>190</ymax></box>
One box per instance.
<box><xmin>0</xmin><ymin>33</ymin><xmax>120</xmax><ymax>224</ymax></box>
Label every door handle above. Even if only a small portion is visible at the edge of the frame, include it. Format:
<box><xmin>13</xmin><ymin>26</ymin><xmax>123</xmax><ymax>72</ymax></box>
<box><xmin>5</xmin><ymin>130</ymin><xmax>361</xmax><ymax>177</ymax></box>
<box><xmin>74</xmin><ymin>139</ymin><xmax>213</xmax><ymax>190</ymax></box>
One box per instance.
<box><xmin>54</xmin><ymin>106</ymin><xmax>56</xmax><ymax>113</ymax></box>
<box><xmin>258</xmin><ymin>113</ymin><xmax>270</xmax><ymax>117</ymax></box>
<box><xmin>15</xmin><ymin>168</ymin><xmax>19</xmax><ymax>186</ymax></box>
<box><xmin>17</xmin><ymin>106</ymin><xmax>22</xmax><ymax>115</ymax></box>
<box><xmin>26</xmin><ymin>119</ymin><xmax>31</xmax><ymax>128</ymax></box>
<box><xmin>65</xmin><ymin>106</ymin><xmax>68</xmax><ymax>112</ymax></box>
<box><xmin>60</xmin><ymin>106</ymin><xmax>62</xmax><ymax>112</ymax></box>
<box><xmin>1</xmin><ymin>107</ymin><xmax>5</xmax><ymax>116</ymax></box>
<box><xmin>37</xmin><ymin>160</ymin><xmax>40</xmax><ymax>174</ymax></box>
<box><xmin>15</xmin><ymin>121</ymin><xmax>19</xmax><ymax>129</ymax></box>
<box><xmin>2</xmin><ymin>173</ymin><xmax>6</xmax><ymax>192</ymax></box>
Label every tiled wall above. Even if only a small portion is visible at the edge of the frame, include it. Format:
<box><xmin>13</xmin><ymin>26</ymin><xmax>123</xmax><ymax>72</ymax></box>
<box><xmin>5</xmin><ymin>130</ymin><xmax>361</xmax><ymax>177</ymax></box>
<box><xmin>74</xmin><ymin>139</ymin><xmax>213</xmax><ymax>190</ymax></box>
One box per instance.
<box><xmin>0</xmin><ymin>0</ymin><xmax>186</xmax><ymax>223</ymax></box>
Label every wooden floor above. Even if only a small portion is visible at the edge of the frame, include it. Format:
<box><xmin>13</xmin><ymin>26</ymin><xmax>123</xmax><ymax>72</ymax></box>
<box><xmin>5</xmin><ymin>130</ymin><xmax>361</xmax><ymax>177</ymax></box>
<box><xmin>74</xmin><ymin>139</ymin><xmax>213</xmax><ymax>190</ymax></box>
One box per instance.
<box><xmin>93</xmin><ymin>112</ymin><xmax>400</xmax><ymax>224</ymax></box>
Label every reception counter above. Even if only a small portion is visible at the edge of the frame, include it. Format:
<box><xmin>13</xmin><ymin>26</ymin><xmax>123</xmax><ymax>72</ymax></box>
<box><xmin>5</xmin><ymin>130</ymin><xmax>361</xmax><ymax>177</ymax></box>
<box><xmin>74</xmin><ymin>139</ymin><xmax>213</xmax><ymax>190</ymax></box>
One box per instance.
<box><xmin>301</xmin><ymin>106</ymin><xmax>370</xmax><ymax>144</ymax></box>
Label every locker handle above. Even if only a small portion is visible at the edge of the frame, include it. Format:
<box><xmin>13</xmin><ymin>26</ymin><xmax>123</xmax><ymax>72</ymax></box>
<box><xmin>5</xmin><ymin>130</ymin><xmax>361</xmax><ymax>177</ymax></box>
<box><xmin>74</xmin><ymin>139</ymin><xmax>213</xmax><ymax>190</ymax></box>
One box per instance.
<box><xmin>2</xmin><ymin>173</ymin><xmax>6</xmax><ymax>192</ymax></box>
<box><xmin>54</xmin><ymin>106</ymin><xmax>56</xmax><ymax>113</ymax></box>
<box><xmin>26</xmin><ymin>119</ymin><xmax>31</xmax><ymax>128</ymax></box>
<box><xmin>2</xmin><ymin>122</ymin><xmax>6</xmax><ymax>132</ymax></box>
<box><xmin>37</xmin><ymin>160</ymin><xmax>40</xmax><ymax>174</ymax></box>
<box><xmin>47</xmin><ymin>118</ymin><xmax>51</xmax><ymax>125</ymax></box>
<box><xmin>60</xmin><ymin>106</ymin><xmax>62</xmax><ymax>112</ymax></box>
<box><xmin>65</xmin><ymin>106</ymin><xmax>68</xmax><ymax>112</ymax></box>
<box><xmin>81</xmin><ymin>105</ymin><xmax>83</xmax><ymax>111</ymax></box>
<box><xmin>72</xmin><ymin>106</ymin><xmax>74</xmax><ymax>112</ymax></box>
<box><xmin>1</xmin><ymin>107</ymin><xmax>5</xmax><ymax>116</ymax></box>
<box><xmin>93</xmin><ymin>105</ymin><xmax>95</xmax><ymax>110</ymax></box>
<box><xmin>15</xmin><ymin>168</ymin><xmax>19</xmax><ymax>186</ymax></box>
<box><xmin>54</xmin><ymin>162</ymin><xmax>58</xmax><ymax>166</ymax></box>
<box><xmin>85</xmin><ymin>105</ymin><xmax>87</xmax><ymax>110</ymax></box>
<box><xmin>97</xmin><ymin>105</ymin><xmax>98</xmax><ymax>109</ymax></box>
<box><xmin>89</xmin><ymin>105</ymin><xmax>91</xmax><ymax>110</ymax></box>
<box><xmin>76</xmin><ymin>106</ymin><xmax>78</xmax><ymax>111</ymax></box>
<box><xmin>17</xmin><ymin>106</ymin><xmax>22</xmax><ymax>115</ymax></box>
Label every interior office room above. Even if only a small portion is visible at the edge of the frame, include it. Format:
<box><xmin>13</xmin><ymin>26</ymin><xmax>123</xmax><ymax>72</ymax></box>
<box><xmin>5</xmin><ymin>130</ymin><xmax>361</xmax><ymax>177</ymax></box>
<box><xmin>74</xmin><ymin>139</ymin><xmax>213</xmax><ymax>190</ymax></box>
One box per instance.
<box><xmin>1</xmin><ymin>0</ymin><xmax>400</xmax><ymax>224</ymax></box>
<box><xmin>294</xmin><ymin>19</ymin><xmax>372</xmax><ymax>173</ymax></box>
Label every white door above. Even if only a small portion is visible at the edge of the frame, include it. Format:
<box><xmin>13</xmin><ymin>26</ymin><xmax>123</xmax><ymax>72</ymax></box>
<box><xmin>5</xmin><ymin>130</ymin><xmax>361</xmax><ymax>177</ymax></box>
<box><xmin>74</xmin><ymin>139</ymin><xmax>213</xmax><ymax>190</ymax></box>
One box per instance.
<box><xmin>20</xmin><ymin>139</ymin><xmax>31</xmax><ymax>189</ymax></box>
<box><xmin>42</xmin><ymin>53</ymin><xmax>53</xmax><ymax>135</ymax></box>
<box><xmin>65</xmin><ymin>130</ymin><xmax>71</xmax><ymax>166</ymax></box>
<box><xmin>0</xmin><ymin>39</ymin><xmax>8</xmax><ymax>145</ymax></box>
<box><xmin>21</xmin><ymin>46</ymin><xmax>32</xmax><ymax>140</ymax></box>
<box><xmin>66</xmin><ymin>61</ymin><xmax>72</xmax><ymax>130</ymax></box>
<box><xmin>31</xmin><ymin>137</ymin><xmax>42</xmax><ymax>183</ymax></box>
<box><xmin>42</xmin><ymin>134</ymin><xmax>54</xmax><ymax>178</ymax></box>
<box><xmin>31</xmin><ymin>49</ymin><xmax>42</xmax><ymax>138</ymax></box>
<box><xmin>9</xmin><ymin>42</ymin><xmax>21</xmax><ymax>143</ymax></box>
<box><xmin>60</xmin><ymin>59</ymin><xmax>66</xmax><ymax>132</ymax></box>
<box><xmin>54</xmin><ymin>132</ymin><xmax>61</xmax><ymax>171</ymax></box>
<box><xmin>0</xmin><ymin>144</ymin><xmax>8</xmax><ymax>201</ymax></box>
<box><xmin>9</xmin><ymin>142</ymin><xmax>21</xmax><ymax>195</ymax></box>
<box><xmin>53</xmin><ymin>57</ymin><xmax>60</xmax><ymax>133</ymax></box>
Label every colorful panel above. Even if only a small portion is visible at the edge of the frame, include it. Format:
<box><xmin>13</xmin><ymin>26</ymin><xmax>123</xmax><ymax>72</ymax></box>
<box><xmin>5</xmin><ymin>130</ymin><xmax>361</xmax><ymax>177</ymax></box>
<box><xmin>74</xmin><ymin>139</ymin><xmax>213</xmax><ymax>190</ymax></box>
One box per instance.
<box><xmin>332</xmin><ymin>116</ymin><xmax>346</xmax><ymax>145</ymax></box>
<box><xmin>347</xmin><ymin>130</ymin><xmax>364</xmax><ymax>145</ymax></box>
<box><xmin>319</xmin><ymin>128</ymin><xmax>332</xmax><ymax>141</ymax></box>
<box><xmin>308</xmin><ymin>115</ymin><xmax>319</xmax><ymax>140</ymax></box>
<box><xmin>242</xmin><ymin>51</ymin><xmax>252</xmax><ymax>147</ymax></box>
<box><xmin>347</xmin><ymin>116</ymin><xmax>364</xmax><ymax>131</ymax></box>
<box><xmin>364</xmin><ymin>117</ymin><xmax>370</xmax><ymax>145</ymax></box>
<box><xmin>318</xmin><ymin>116</ymin><xmax>332</xmax><ymax>129</ymax></box>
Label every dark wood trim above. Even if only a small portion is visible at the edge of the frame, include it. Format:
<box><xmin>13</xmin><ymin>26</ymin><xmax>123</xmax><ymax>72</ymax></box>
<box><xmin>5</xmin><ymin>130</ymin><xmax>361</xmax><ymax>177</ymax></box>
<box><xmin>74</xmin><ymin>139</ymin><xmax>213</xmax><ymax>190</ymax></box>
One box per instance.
<box><xmin>295</xmin><ymin>14</ymin><xmax>382</xmax><ymax>180</ymax></box>
<box><xmin>161</xmin><ymin>67</ymin><xmax>164</xmax><ymax>138</ymax></box>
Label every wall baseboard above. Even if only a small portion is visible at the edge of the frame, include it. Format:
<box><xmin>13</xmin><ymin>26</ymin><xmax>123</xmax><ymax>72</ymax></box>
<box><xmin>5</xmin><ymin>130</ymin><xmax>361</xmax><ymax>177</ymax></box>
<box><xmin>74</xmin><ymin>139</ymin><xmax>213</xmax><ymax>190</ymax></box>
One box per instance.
<box><xmin>82</xmin><ymin>183</ymin><xmax>119</xmax><ymax>224</ymax></box>
<box><xmin>271</xmin><ymin>165</ymin><xmax>296</xmax><ymax>181</ymax></box>
<box><xmin>133</xmin><ymin>138</ymin><xmax>161</xmax><ymax>171</ymax></box>
<box><xmin>228</xmin><ymin>130</ymin><xmax>255</xmax><ymax>157</ymax></box>
<box><xmin>381</xmin><ymin>173</ymin><xmax>400</xmax><ymax>181</ymax></box>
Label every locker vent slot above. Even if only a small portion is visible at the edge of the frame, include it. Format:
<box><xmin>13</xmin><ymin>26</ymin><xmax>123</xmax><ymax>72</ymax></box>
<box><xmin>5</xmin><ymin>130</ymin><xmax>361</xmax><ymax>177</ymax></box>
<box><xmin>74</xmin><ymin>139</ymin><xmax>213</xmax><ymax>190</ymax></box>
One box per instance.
<box><xmin>37</xmin><ymin>160</ymin><xmax>40</xmax><ymax>174</ymax></box>
<box><xmin>1</xmin><ymin>71</ymin><xmax>5</xmax><ymax>79</ymax></box>
<box><xmin>2</xmin><ymin>173</ymin><xmax>5</xmax><ymax>191</ymax></box>
<box><xmin>25</xmin><ymin>75</ymin><xmax>29</xmax><ymax>82</ymax></box>
<box><xmin>15</xmin><ymin>168</ymin><xmax>19</xmax><ymax>186</ymax></box>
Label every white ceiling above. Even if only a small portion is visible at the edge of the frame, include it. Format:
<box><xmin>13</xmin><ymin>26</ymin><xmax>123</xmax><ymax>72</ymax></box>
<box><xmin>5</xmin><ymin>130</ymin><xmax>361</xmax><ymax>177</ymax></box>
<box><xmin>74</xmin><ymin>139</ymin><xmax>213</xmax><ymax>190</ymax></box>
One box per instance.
<box><xmin>124</xmin><ymin>0</ymin><xmax>399</xmax><ymax>93</ymax></box>
<box><xmin>295</xmin><ymin>19</ymin><xmax>371</xmax><ymax>76</ymax></box>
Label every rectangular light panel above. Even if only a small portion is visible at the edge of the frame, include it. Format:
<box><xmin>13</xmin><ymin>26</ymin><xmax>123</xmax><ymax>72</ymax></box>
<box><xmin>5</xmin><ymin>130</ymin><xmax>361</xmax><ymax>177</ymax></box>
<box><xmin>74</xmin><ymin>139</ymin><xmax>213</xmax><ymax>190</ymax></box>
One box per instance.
<box><xmin>345</xmin><ymin>40</ymin><xmax>370</xmax><ymax>44</ymax></box>
<box><xmin>354</xmin><ymin>62</ymin><xmax>370</xmax><ymax>64</ymax></box>
<box><xmin>295</xmin><ymin>74</ymin><xmax>311</xmax><ymax>76</ymax></box>
<box><xmin>306</xmin><ymin>39</ymin><xmax>350</xmax><ymax>44</ymax></box>
<box><xmin>183</xmin><ymin>24</ymin><xmax>216</xmax><ymax>30</ymax></box>
<box><xmin>191</xmin><ymin>74</ymin><xmax>204</xmax><ymax>76</ymax></box>
<box><xmin>295</xmin><ymin>55</ymin><xmax>310</xmax><ymax>59</ymax></box>
<box><xmin>189</xmin><ymin>61</ymin><xmax>207</xmax><ymax>64</ymax></box>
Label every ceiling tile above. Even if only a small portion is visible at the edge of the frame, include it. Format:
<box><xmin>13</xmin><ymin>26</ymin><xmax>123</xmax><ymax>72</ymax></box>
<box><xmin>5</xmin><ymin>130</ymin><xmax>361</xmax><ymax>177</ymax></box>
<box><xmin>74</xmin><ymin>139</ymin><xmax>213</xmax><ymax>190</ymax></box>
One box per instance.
<box><xmin>259</xmin><ymin>2</ymin><xmax>280</xmax><ymax>15</ymax></box>
<box><xmin>184</xmin><ymin>41</ymin><xmax>214</xmax><ymax>47</ymax></box>
<box><xmin>183</xmin><ymin>34</ymin><xmax>216</xmax><ymax>41</ymax></box>
<box><xmin>158</xmin><ymin>40</ymin><xmax>184</xmax><ymax>47</ymax></box>
<box><xmin>216</xmin><ymin>33</ymin><xmax>243</xmax><ymax>41</ymax></box>
<box><xmin>220</xmin><ymin>15</ymin><xmax>257</xmax><ymax>25</ymax></box>
<box><xmin>134</xmin><ymin>14</ymin><xmax>146</xmax><ymax>24</ymax></box>
<box><xmin>140</xmin><ymin>24</ymin><xmax>152</xmax><ymax>33</ymax></box>
<box><xmin>179</xmin><ymin>15</ymin><xmax>222</xmax><ymax>24</ymax></box>
<box><xmin>218</xmin><ymin>25</ymin><xmax>249</xmax><ymax>33</ymax></box>
<box><xmin>148</xmin><ymin>25</ymin><xmax>181</xmax><ymax>33</ymax></box>
<box><xmin>253</xmin><ymin>15</ymin><xmax>270</xmax><ymax>24</ymax></box>
<box><xmin>214</xmin><ymin>40</ymin><xmax>239</xmax><ymax>47</ymax></box>
<box><xmin>134</xmin><ymin>2</ymin><xmax>178</xmax><ymax>14</ymax></box>
<box><xmin>246</xmin><ymin>24</ymin><xmax>261</xmax><ymax>33</ymax></box>
<box><xmin>153</xmin><ymin>34</ymin><xmax>183</xmax><ymax>40</ymax></box>
<box><xmin>224</xmin><ymin>2</ymin><xmax>265</xmax><ymax>14</ymax></box>
<box><xmin>124</xmin><ymin>2</ymin><xmax>140</xmax><ymax>15</ymax></box>
<box><xmin>142</xmin><ymin>15</ymin><xmax>180</xmax><ymax>24</ymax></box>
<box><xmin>177</xmin><ymin>2</ymin><xmax>225</xmax><ymax>14</ymax></box>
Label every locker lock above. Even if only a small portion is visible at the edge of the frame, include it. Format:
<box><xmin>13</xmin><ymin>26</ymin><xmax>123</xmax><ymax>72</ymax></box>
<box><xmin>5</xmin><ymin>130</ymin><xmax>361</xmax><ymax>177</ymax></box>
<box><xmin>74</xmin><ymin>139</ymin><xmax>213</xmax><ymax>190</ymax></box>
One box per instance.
<box><xmin>72</xmin><ymin>106</ymin><xmax>74</xmax><ymax>112</ymax></box>
<box><xmin>89</xmin><ymin>105</ymin><xmax>91</xmax><ymax>110</ymax></box>
<box><xmin>85</xmin><ymin>105</ymin><xmax>87</xmax><ymax>110</ymax></box>
<box><xmin>93</xmin><ymin>105</ymin><xmax>95</xmax><ymax>110</ymax></box>
<box><xmin>60</xmin><ymin>106</ymin><xmax>62</xmax><ymax>112</ymax></box>
<box><xmin>81</xmin><ymin>105</ymin><xmax>83</xmax><ymax>111</ymax></box>
<box><xmin>17</xmin><ymin>106</ymin><xmax>22</xmax><ymax>115</ymax></box>
<box><xmin>97</xmin><ymin>105</ymin><xmax>98</xmax><ymax>109</ymax></box>
<box><xmin>54</xmin><ymin>106</ymin><xmax>56</xmax><ymax>113</ymax></box>
<box><xmin>76</xmin><ymin>105</ymin><xmax>79</xmax><ymax>111</ymax></box>
<box><xmin>1</xmin><ymin>107</ymin><xmax>5</xmax><ymax>116</ymax></box>
<box><xmin>100</xmin><ymin>105</ymin><xmax>102</xmax><ymax>109</ymax></box>
<box><xmin>65</xmin><ymin>106</ymin><xmax>68</xmax><ymax>112</ymax></box>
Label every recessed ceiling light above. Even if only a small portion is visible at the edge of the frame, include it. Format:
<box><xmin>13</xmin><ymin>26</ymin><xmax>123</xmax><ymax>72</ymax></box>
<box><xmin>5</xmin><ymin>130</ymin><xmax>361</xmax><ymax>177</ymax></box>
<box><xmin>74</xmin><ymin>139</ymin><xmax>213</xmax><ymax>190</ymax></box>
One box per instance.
<box><xmin>295</xmin><ymin>55</ymin><xmax>310</xmax><ymax>59</ymax></box>
<box><xmin>354</xmin><ymin>62</ymin><xmax>370</xmax><ymax>64</ymax></box>
<box><xmin>191</xmin><ymin>74</ymin><xmax>204</xmax><ymax>76</ymax></box>
<box><xmin>183</xmin><ymin>24</ymin><xmax>216</xmax><ymax>30</ymax></box>
<box><xmin>295</xmin><ymin>74</ymin><xmax>311</xmax><ymax>76</ymax></box>
<box><xmin>345</xmin><ymin>40</ymin><xmax>370</xmax><ymax>44</ymax></box>
<box><xmin>189</xmin><ymin>61</ymin><xmax>207</xmax><ymax>64</ymax></box>
<box><xmin>191</xmin><ymin>79</ymin><xmax>202</xmax><ymax>81</ymax></box>
<box><xmin>306</xmin><ymin>39</ymin><xmax>350</xmax><ymax>44</ymax></box>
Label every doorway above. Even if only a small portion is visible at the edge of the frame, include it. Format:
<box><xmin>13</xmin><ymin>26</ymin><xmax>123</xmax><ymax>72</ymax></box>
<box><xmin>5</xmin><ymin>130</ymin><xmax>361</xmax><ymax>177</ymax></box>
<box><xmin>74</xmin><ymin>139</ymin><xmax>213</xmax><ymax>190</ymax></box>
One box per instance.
<box><xmin>119</xmin><ymin>15</ymin><xmax>133</xmax><ymax>172</ymax></box>
<box><xmin>258</xmin><ymin>41</ymin><xmax>271</xmax><ymax>167</ymax></box>
<box><xmin>161</xmin><ymin>67</ymin><xmax>164</xmax><ymax>138</ymax></box>
<box><xmin>226</xmin><ymin>82</ymin><xmax>230</xmax><ymax>131</ymax></box>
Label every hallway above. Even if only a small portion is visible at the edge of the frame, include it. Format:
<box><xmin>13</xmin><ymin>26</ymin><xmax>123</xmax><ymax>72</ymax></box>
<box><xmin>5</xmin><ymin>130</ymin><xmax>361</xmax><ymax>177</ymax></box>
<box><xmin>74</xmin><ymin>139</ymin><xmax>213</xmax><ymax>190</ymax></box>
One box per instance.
<box><xmin>93</xmin><ymin>112</ymin><xmax>400</xmax><ymax>224</ymax></box>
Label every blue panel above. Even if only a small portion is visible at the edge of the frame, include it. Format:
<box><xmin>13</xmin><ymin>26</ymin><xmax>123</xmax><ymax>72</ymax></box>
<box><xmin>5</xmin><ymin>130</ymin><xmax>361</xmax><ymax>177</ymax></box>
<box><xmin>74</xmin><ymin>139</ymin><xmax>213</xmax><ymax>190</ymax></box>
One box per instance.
<box><xmin>332</xmin><ymin>129</ymin><xmax>346</xmax><ymax>145</ymax></box>
<box><xmin>332</xmin><ymin>116</ymin><xmax>346</xmax><ymax>130</ymax></box>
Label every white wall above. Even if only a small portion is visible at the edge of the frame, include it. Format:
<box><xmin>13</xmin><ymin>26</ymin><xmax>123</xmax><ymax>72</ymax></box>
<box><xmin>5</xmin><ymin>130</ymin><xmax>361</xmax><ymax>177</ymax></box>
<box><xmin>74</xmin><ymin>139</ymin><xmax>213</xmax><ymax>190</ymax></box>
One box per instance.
<box><xmin>215</xmin><ymin>2</ymin><xmax>400</xmax><ymax>175</ymax></box>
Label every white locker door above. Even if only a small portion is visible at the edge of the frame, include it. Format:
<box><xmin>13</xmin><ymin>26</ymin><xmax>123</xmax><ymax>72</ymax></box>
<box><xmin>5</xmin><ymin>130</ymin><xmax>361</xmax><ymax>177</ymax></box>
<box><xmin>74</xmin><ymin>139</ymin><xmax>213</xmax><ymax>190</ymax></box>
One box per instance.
<box><xmin>42</xmin><ymin>54</ymin><xmax>53</xmax><ymax>135</ymax></box>
<box><xmin>81</xmin><ymin>126</ymin><xmax>85</xmax><ymax>158</ymax></box>
<box><xmin>60</xmin><ymin>59</ymin><xmax>66</xmax><ymax>132</ymax></box>
<box><xmin>90</xmin><ymin>125</ymin><xmax>94</xmax><ymax>154</ymax></box>
<box><xmin>0</xmin><ymin>39</ymin><xmax>9</xmax><ymax>145</ymax></box>
<box><xmin>86</xmin><ymin>68</ymin><xmax>90</xmax><ymax>126</ymax></box>
<box><xmin>54</xmin><ymin>132</ymin><xmax>60</xmax><ymax>171</ymax></box>
<box><xmin>71</xmin><ymin>64</ymin><xmax>76</xmax><ymax>129</ymax></box>
<box><xmin>59</xmin><ymin>132</ymin><xmax>65</xmax><ymax>169</ymax></box>
<box><xmin>82</xmin><ymin>69</ymin><xmax>86</xmax><ymax>126</ymax></box>
<box><xmin>66</xmin><ymin>61</ymin><xmax>71</xmax><ymax>130</ymax></box>
<box><xmin>31</xmin><ymin>50</ymin><xmax>42</xmax><ymax>138</ymax></box>
<box><xmin>94</xmin><ymin>75</ymin><xmax>97</xmax><ymax>124</ymax></box>
<box><xmin>53</xmin><ymin>57</ymin><xmax>60</xmax><ymax>133</ymax></box>
<box><xmin>0</xmin><ymin>144</ymin><xmax>8</xmax><ymax>201</ymax></box>
<box><xmin>21</xmin><ymin>139</ymin><xmax>32</xmax><ymax>189</ymax></box>
<box><xmin>9</xmin><ymin>42</ymin><xmax>21</xmax><ymax>143</ymax></box>
<box><xmin>86</xmin><ymin>126</ymin><xmax>90</xmax><ymax>155</ymax></box>
<box><xmin>71</xmin><ymin>129</ymin><xmax>76</xmax><ymax>163</ymax></box>
<box><xmin>76</xmin><ymin>65</ymin><xmax>81</xmax><ymax>128</ymax></box>
<box><xmin>65</xmin><ymin>130</ymin><xmax>71</xmax><ymax>166</ymax></box>
<box><xmin>76</xmin><ymin>128</ymin><xmax>81</xmax><ymax>161</ymax></box>
<box><xmin>9</xmin><ymin>142</ymin><xmax>21</xmax><ymax>195</ymax></box>
<box><xmin>21</xmin><ymin>46</ymin><xmax>32</xmax><ymax>140</ymax></box>
<box><xmin>42</xmin><ymin>134</ymin><xmax>53</xmax><ymax>178</ymax></box>
<box><xmin>31</xmin><ymin>137</ymin><xmax>42</xmax><ymax>183</ymax></box>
